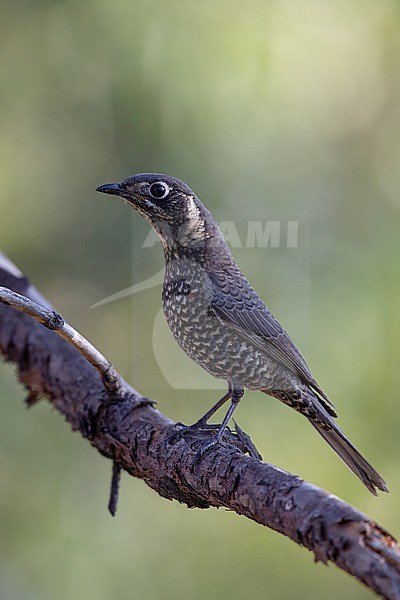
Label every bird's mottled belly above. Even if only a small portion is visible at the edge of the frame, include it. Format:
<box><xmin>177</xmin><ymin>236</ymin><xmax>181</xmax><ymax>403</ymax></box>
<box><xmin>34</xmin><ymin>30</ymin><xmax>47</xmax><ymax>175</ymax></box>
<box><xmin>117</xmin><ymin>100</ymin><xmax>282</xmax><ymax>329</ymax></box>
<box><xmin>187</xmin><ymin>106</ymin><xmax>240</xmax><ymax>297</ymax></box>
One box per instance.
<box><xmin>162</xmin><ymin>273</ymin><xmax>291</xmax><ymax>390</ymax></box>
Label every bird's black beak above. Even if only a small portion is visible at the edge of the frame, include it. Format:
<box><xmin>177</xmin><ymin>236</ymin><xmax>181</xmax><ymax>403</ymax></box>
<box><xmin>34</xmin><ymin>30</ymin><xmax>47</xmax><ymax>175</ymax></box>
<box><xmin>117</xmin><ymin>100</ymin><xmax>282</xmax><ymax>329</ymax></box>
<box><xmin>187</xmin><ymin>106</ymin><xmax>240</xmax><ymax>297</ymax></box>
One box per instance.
<box><xmin>96</xmin><ymin>182</ymin><xmax>125</xmax><ymax>197</ymax></box>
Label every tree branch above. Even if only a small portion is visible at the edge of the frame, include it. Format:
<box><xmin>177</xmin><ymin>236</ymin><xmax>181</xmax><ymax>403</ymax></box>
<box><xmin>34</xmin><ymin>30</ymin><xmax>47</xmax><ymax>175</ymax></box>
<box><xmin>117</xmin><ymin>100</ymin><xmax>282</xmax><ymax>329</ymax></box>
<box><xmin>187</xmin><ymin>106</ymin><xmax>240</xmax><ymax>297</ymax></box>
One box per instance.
<box><xmin>0</xmin><ymin>252</ymin><xmax>399</xmax><ymax>600</ymax></box>
<box><xmin>0</xmin><ymin>285</ymin><xmax>127</xmax><ymax>395</ymax></box>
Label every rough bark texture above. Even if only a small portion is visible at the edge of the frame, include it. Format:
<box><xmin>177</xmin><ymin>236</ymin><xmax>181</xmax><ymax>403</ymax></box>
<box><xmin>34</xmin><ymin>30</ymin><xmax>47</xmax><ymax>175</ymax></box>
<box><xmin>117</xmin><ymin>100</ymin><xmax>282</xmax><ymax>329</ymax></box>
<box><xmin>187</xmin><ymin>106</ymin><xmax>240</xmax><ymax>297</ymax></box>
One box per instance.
<box><xmin>1</xmin><ymin>255</ymin><xmax>399</xmax><ymax>600</ymax></box>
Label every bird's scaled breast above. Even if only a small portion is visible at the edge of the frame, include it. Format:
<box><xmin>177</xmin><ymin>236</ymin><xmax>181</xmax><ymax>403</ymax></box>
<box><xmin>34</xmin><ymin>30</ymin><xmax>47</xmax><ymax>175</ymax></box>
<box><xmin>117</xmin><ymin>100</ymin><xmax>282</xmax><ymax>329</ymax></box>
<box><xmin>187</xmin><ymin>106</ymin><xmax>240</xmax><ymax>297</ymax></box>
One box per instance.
<box><xmin>162</xmin><ymin>260</ymin><xmax>216</xmax><ymax>344</ymax></box>
<box><xmin>162</xmin><ymin>260</ymin><xmax>233</xmax><ymax>372</ymax></box>
<box><xmin>161</xmin><ymin>260</ymin><xmax>288</xmax><ymax>389</ymax></box>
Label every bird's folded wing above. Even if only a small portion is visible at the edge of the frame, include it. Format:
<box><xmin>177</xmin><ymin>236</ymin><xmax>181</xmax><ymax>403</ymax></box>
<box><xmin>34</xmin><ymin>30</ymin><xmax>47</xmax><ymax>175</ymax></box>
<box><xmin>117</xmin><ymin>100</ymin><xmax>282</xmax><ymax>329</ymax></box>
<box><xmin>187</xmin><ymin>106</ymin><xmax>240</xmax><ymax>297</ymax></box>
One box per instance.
<box><xmin>209</xmin><ymin>278</ymin><xmax>336</xmax><ymax>414</ymax></box>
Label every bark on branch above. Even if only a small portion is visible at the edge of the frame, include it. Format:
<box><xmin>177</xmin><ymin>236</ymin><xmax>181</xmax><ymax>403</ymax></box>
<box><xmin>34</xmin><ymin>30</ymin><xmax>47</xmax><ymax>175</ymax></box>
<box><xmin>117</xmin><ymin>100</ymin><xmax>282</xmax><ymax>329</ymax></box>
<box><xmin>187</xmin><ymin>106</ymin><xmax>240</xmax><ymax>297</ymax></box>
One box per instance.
<box><xmin>0</xmin><ymin>252</ymin><xmax>399</xmax><ymax>600</ymax></box>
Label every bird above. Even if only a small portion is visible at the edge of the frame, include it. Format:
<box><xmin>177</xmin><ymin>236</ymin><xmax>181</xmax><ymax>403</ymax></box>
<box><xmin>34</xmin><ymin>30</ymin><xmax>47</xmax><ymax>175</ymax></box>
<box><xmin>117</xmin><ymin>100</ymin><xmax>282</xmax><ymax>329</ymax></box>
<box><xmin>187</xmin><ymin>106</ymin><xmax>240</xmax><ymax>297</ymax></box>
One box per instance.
<box><xmin>96</xmin><ymin>173</ymin><xmax>388</xmax><ymax>495</ymax></box>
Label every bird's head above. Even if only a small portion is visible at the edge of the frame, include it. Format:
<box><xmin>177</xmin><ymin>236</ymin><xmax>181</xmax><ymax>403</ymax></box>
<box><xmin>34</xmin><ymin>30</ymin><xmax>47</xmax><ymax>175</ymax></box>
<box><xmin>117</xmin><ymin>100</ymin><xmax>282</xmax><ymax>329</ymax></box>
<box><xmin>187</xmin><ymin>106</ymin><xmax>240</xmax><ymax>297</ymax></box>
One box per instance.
<box><xmin>97</xmin><ymin>173</ymin><xmax>212</xmax><ymax>257</ymax></box>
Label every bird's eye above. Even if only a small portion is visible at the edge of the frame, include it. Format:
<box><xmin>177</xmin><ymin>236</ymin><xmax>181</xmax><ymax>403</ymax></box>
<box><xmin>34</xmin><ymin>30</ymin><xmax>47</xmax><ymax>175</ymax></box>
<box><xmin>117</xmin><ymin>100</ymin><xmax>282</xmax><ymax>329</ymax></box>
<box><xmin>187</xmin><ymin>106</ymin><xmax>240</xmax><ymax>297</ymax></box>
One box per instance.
<box><xmin>149</xmin><ymin>182</ymin><xmax>169</xmax><ymax>199</ymax></box>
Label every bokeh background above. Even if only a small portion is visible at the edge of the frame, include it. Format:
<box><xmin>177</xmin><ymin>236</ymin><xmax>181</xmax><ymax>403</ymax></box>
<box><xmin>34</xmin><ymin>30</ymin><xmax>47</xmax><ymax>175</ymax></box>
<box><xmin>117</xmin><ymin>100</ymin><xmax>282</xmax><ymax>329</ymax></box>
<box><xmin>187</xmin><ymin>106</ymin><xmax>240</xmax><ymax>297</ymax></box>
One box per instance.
<box><xmin>1</xmin><ymin>1</ymin><xmax>399</xmax><ymax>599</ymax></box>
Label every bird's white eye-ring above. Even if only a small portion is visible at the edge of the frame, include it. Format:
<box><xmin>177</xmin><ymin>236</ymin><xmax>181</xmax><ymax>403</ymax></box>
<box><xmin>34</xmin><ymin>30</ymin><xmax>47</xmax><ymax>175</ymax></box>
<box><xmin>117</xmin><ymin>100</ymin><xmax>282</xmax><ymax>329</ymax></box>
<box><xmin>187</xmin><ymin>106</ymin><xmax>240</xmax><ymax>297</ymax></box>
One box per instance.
<box><xmin>149</xmin><ymin>182</ymin><xmax>170</xmax><ymax>199</ymax></box>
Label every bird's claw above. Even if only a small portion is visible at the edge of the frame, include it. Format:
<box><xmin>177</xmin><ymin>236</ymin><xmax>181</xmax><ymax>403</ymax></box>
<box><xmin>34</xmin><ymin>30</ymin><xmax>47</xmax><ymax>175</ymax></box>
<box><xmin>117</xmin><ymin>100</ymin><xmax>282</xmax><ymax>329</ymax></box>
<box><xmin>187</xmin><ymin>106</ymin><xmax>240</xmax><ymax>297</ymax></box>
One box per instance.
<box><xmin>193</xmin><ymin>435</ymin><xmax>221</xmax><ymax>466</ymax></box>
<box><xmin>189</xmin><ymin>420</ymin><xmax>221</xmax><ymax>432</ymax></box>
<box><xmin>164</xmin><ymin>421</ymin><xmax>220</xmax><ymax>450</ymax></box>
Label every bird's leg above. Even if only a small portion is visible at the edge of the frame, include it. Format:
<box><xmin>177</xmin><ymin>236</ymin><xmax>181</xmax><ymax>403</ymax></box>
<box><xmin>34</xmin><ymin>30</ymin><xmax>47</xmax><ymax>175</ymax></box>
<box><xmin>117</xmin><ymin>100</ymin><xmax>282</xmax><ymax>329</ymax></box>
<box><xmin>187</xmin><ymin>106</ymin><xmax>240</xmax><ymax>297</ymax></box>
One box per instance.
<box><xmin>170</xmin><ymin>385</ymin><xmax>233</xmax><ymax>447</ymax></box>
<box><xmin>195</xmin><ymin>383</ymin><xmax>245</xmax><ymax>459</ymax></box>
<box><xmin>191</xmin><ymin>385</ymin><xmax>232</xmax><ymax>429</ymax></box>
<box><xmin>213</xmin><ymin>384</ymin><xmax>244</xmax><ymax>443</ymax></box>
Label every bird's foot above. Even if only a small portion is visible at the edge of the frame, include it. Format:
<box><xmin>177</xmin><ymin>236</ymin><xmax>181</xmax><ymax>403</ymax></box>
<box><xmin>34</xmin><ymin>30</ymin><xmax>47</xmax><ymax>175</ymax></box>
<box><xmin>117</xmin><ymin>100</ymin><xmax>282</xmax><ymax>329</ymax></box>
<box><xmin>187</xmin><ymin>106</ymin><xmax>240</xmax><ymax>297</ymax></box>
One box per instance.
<box><xmin>166</xmin><ymin>420</ymin><xmax>262</xmax><ymax>462</ymax></box>
<box><xmin>188</xmin><ymin>418</ymin><xmax>221</xmax><ymax>431</ymax></box>
<box><xmin>193</xmin><ymin>423</ymin><xmax>262</xmax><ymax>462</ymax></box>
<box><xmin>193</xmin><ymin>433</ymin><xmax>228</xmax><ymax>467</ymax></box>
<box><xmin>164</xmin><ymin>421</ymin><xmax>220</xmax><ymax>449</ymax></box>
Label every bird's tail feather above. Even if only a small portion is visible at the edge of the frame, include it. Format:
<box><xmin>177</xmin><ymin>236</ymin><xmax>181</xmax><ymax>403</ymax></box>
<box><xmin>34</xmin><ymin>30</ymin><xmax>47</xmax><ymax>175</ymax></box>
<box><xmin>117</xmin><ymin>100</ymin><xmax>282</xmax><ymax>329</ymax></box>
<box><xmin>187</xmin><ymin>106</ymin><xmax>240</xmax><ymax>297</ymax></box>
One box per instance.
<box><xmin>309</xmin><ymin>418</ymin><xmax>388</xmax><ymax>495</ymax></box>
<box><xmin>265</xmin><ymin>388</ymin><xmax>388</xmax><ymax>495</ymax></box>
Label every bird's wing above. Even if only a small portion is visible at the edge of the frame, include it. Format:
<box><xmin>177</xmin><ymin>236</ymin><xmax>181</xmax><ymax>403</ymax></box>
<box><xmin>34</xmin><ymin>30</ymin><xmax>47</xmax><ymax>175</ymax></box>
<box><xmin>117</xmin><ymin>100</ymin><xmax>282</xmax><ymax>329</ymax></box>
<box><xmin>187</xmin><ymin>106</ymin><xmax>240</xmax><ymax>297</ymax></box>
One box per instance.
<box><xmin>208</xmin><ymin>269</ymin><xmax>335</xmax><ymax>412</ymax></box>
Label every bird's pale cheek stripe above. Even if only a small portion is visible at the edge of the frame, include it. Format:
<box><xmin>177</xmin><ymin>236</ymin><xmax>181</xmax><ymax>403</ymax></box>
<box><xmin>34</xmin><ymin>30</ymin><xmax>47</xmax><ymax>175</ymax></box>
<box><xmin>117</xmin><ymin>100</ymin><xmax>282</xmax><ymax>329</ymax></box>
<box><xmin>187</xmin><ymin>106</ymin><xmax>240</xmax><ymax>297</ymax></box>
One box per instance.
<box><xmin>187</xmin><ymin>196</ymin><xmax>201</xmax><ymax>220</ymax></box>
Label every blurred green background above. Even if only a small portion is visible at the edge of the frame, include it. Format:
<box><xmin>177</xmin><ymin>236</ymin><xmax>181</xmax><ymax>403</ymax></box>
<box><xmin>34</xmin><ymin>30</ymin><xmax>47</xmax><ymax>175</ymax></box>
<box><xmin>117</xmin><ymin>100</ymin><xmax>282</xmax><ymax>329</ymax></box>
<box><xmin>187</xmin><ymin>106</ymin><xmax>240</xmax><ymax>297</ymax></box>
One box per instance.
<box><xmin>1</xmin><ymin>1</ymin><xmax>399</xmax><ymax>599</ymax></box>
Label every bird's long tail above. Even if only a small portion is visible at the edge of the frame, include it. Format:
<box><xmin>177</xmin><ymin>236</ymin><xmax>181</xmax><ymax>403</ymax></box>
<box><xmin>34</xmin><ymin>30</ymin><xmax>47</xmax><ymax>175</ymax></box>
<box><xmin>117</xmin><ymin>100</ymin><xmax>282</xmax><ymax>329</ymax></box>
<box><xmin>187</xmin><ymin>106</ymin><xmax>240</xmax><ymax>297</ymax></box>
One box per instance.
<box><xmin>266</xmin><ymin>388</ymin><xmax>388</xmax><ymax>495</ymax></box>
<box><xmin>309</xmin><ymin>417</ymin><xmax>388</xmax><ymax>495</ymax></box>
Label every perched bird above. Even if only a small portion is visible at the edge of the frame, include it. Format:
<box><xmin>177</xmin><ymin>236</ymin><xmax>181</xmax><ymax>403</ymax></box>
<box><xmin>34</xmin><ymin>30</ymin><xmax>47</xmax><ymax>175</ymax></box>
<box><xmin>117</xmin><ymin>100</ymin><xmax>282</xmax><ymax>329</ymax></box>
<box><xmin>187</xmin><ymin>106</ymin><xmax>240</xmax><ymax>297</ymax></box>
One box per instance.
<box><xmin>97</xmin><ymin>173</ymin><xmax>388</xmax><ymax>495</ymax></box>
